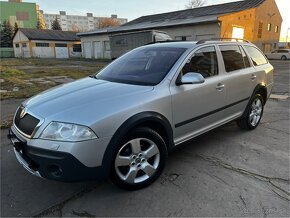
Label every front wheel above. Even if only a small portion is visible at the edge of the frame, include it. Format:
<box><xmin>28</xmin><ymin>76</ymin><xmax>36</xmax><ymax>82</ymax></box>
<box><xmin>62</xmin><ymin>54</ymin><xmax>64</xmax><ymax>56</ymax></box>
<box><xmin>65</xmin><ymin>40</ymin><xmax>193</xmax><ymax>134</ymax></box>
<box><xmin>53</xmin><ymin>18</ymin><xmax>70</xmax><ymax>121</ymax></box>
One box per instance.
<box><xmin>237</xmin><ymin>94</ymin><xmax>264</xmax><ymax>130</ymax></box>
<box><xmin>110</xmin><ymin>127</ymin><xmax>167</xmax><ymax>190</ymax></box>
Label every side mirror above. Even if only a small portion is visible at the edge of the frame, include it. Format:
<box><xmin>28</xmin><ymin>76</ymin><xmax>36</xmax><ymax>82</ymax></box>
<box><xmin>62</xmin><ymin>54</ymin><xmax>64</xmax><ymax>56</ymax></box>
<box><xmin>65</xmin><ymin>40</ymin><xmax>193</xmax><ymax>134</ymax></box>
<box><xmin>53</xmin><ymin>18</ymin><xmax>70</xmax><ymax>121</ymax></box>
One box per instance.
<box><xmin>176</xmin><ymin>72</ymin><xmax>205</xmax><ymax>86</ymax></box>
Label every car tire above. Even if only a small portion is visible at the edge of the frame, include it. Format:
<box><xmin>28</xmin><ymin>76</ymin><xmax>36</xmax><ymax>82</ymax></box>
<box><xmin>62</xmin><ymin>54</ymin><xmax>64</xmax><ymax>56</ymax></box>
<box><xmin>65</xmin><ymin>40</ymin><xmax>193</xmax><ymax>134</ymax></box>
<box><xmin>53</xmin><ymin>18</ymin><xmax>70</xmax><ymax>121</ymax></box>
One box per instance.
<box><xmin>110</xmin><ymin>127</ymin><xmax>167</xmax><ymax>190</ymax></box>
<box><xmin>281</xmin><ymin>55</ymin><xmax>287</xmax><ymax>60</ymax></box>
<box><xmin>237</xmin><ymin>94</ymin><xmax>264</xmax><ymax>130</ymax></box>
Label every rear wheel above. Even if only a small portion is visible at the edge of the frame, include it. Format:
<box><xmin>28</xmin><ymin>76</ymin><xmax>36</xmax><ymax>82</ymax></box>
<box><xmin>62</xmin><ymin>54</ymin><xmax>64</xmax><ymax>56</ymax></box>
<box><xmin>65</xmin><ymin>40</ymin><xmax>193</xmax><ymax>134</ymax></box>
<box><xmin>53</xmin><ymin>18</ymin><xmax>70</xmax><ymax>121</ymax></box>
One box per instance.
<box><xmin>110</xmin><ymin>127</ymin><xmax>167</xmax><ymax>190</ymax></box>
<box><xmin>281</xmin><ymin>55</ymin><xmax>287</xmax><ymax>60</ymax></box>
<box><xmin>237</xmin><ymin>94</ymin><xmax>264</xmax><ymax>130</ymax></box>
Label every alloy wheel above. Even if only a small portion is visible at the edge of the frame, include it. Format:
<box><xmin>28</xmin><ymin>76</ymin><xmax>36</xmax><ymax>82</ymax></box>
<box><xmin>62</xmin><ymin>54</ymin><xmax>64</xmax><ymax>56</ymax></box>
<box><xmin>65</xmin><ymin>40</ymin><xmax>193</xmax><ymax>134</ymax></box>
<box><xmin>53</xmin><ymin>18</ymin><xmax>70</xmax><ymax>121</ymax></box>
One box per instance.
<box><xmin>114</xmin><ymin>138</ymin><xmax>160</xmax><ymax>184</ymax></box>
<box><xmin>249</xmin><ymin>98</ymin><xmax>263</xmax><ymax>126</ymax></box>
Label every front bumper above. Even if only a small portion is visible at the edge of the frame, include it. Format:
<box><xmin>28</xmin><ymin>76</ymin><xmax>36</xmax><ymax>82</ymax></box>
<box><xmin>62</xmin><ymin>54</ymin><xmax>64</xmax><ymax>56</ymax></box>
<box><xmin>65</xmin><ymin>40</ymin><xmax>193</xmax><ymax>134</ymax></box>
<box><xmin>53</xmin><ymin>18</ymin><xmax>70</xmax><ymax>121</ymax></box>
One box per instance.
<box><xmin>8</xmin><ymin>129</ymin><xmax>108</xmax><ymax>182</ymax></box>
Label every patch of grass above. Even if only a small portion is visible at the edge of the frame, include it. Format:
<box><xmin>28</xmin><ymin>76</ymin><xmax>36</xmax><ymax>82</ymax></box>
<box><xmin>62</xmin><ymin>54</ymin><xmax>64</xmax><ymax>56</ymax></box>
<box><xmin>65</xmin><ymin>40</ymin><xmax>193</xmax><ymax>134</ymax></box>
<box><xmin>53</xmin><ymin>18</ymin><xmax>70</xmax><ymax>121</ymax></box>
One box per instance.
<box><xmin>1</xmin><ymin>58</ymin><xmax>111</xmax><ymax>67</ymax></box>
<box><xmin>0</xmin><ymin>59</ymin><xmax>109</xmax><ymax>100</ymax></box>
<box><xmin>0</xmin><ymin>114</ymin><xmax>14</xmax><ymax>129</ymax></box>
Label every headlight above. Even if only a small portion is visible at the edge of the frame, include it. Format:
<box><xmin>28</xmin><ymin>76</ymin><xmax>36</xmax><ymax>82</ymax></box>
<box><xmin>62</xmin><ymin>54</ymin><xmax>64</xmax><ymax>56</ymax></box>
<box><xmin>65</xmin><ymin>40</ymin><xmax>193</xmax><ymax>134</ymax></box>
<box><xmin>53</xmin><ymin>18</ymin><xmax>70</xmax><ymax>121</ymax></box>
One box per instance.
<box><xmin>40</xmin><ymin>122</ymin><xmax>98</xmax><ymax>142</ymax></box>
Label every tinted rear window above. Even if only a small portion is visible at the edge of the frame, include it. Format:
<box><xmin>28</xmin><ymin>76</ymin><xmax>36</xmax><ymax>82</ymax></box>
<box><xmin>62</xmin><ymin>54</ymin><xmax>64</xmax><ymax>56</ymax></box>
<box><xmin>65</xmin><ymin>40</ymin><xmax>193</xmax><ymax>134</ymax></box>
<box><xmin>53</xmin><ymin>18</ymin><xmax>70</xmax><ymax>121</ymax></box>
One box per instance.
<box><xmin>278</xmin><ymin>50</ymin><xmax>289</xmax><ymax>53</ymax></box>
<box><xmin>97</xmin><ymin>47</ymin><xmax>186</xmax><ymax>86</ymax></box>
<box><xmin>219</xmin><ymin>45</ymin><xmax>246</xmax><ymax>72</ymax></box>
<box><xmin>244</xmin><ymin>46</ymin><xmax>268</xmax><ymax>66</ymax></box>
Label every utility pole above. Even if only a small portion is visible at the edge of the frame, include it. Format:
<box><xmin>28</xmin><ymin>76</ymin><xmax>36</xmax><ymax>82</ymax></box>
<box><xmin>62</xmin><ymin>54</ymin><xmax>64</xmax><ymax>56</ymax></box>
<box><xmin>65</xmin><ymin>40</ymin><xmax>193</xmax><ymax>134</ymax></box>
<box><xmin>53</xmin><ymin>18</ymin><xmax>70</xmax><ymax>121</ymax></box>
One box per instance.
<box><xmin>286</xmin><ymin>27</ymin><xmax>290</xmax><ymax>43</ymax></box>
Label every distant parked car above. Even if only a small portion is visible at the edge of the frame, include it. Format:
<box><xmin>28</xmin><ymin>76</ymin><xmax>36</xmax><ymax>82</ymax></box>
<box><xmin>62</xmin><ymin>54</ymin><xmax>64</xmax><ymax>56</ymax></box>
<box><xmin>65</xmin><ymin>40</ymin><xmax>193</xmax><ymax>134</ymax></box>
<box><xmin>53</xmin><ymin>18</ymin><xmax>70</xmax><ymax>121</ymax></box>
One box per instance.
<box><xmin>265</xmin><ymin>49</ymin><xmax>290</xmax><ymax>60</ymax></box>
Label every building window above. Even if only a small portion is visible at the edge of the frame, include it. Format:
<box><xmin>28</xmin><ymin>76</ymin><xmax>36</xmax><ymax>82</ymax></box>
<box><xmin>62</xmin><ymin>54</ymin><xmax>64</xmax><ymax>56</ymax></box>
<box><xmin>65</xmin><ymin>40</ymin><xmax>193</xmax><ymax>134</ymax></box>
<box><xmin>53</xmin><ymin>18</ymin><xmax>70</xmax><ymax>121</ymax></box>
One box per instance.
<box><xmin>55</xmin><ymin>43</ymin><xmax>67</xmax><ymax>47</ymax></box>
<box><xmin>267</xmin><ymin>23</ymin><xmax>272</xmax><ymax>31</ymax></box>
<box><xmin>15</xmin><ymin>44</ymin><xmax>19</xmax><ymax>48</ymax></box>
<box><xmin>258</xmin><ymin>22</ymin><xmax>263</xmax><ymax>38</ymax></box>
<box><xmin>73</xmin><ymin>44</ymin><xmax>82</xmax><ymax>52</ymax></box>
<box><xmin>275</xmin><ymin>26</ymin><xmax>279</xmax><ymax>33</ymax></box>
<box><xmin>22</xmin><ymin>43</ymin><xmax>27</xmax><ymax>48</ymax></box>
<box><xmin>36</xmin><ymin>43</ymin><xmax>49</xmax><ymax>47</ymax></box>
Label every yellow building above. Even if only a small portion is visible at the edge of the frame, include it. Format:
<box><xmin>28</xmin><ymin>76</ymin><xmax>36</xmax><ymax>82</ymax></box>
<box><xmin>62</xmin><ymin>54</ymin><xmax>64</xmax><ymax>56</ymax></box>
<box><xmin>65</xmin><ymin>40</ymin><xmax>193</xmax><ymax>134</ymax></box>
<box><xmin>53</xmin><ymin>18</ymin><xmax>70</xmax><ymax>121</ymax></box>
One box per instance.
<box><xmin>13</xmin><ymin>29</ymin><xmax>81</xmax><ymax>58</ymax></box>
<box><xmin>36</xmin><ymin>5</ymin><xmax>46</xmax><ymax>29</ymax></box>
<box><xmin>219</xmin><ymin>0</ymin><xmax>282</xmax><ymax>52</ymax></box>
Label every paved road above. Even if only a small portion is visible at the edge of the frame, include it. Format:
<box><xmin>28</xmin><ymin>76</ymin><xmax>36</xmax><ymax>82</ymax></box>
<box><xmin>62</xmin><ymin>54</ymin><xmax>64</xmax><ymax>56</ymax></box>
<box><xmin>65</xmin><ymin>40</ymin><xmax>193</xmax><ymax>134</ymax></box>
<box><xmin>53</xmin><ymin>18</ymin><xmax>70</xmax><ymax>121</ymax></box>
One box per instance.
<box><xmin>271</xmin><ymin>60</ymin><xmax>290</xmax><ymax>95</ymax></box>
<box><xmin>1</xmin><ymin>61</ymin><xmax>289</xmax><ymax>217</ymax></box>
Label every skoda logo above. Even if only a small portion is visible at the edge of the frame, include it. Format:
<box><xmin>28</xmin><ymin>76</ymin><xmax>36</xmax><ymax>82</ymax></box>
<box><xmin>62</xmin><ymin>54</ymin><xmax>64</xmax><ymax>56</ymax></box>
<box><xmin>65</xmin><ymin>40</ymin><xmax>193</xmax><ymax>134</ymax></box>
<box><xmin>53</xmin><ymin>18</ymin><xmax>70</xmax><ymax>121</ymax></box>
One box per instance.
<box><xmin>20</xmin><ymin>107</ymin><xmax>27</xmax><ymax>119</ymax></box>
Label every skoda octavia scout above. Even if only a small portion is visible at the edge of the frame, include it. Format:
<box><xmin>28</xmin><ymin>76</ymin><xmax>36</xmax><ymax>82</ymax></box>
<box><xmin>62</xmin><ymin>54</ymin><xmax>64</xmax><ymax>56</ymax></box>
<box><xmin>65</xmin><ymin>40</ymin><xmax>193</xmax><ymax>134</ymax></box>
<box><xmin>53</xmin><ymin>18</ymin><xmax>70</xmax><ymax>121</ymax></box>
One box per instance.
<box><xmin>8</xmin><ymin>40</ymin><xmax>274</xmax><ymax>190</ymax></box>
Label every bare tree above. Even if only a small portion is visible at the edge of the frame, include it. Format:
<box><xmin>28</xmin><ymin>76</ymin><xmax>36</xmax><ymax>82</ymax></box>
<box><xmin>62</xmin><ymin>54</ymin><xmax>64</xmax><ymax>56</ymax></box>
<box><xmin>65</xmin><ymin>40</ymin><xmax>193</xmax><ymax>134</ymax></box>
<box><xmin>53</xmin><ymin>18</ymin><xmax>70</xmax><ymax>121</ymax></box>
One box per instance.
<box><xmin>185</xmin><ymin>0</ymin><xmax>207</xmax><ymax>9</ymax></box>
<box><xmin>97</xmin><ymin>18</ymin><xmax>121</xmax><ymax>29</ymax></box>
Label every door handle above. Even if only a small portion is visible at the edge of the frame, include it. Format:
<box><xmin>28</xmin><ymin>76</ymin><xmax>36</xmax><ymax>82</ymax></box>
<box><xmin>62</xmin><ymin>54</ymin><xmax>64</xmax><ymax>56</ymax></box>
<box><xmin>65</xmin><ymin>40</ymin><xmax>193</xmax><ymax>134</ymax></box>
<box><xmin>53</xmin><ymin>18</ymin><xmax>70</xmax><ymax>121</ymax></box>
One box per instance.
<box><xmin>216</xmin><ymin>83</ymin><xmax>225</xmax><ymax>91</ymax></box>
<box><xmin>251</xmin><ymin>74</ymin><xmax>257</xmax><ymax>81</ymax></box>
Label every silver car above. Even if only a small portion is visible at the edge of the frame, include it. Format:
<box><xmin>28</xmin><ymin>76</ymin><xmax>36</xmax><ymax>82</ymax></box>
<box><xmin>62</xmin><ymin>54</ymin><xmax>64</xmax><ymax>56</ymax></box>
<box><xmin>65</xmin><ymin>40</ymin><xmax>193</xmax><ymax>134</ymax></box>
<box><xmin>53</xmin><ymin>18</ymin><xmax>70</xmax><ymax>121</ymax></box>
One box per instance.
<box><xmin>8</xmin><ymin>40</ymin><xmax>274</xmax><ymax>190</ymax></box>
<box><xmin>265</xmin><ymin>49</ymin><xmax>290</xmax><ymax>60</ymax></box>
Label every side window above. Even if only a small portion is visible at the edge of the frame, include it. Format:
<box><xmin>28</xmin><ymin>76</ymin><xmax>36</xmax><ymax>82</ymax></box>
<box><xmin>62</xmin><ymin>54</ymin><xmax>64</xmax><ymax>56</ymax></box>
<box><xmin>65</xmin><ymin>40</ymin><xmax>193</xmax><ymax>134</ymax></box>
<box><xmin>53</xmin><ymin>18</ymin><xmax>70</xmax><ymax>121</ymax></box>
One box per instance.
<box><xmin>244</xmin><ymin>46</ymin><xmax>268</xmax><ymax>66</ymax></box>
<box><xmin>219</xmin><ymin>45</ymin><xmax>246</xmax><ymax>72</ymax></box>
<box><xmin>181</xmin><ymin>46</ymin><xmax>218</xmax><ymax>78</ymax></box>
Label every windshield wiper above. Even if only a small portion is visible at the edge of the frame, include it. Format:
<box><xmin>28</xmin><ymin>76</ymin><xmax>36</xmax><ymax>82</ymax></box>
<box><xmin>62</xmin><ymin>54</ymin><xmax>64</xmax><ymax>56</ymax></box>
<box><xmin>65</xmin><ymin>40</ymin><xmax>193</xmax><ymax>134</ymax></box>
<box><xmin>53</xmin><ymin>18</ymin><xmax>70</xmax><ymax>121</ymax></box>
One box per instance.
<box><xmin>89</xmin><ymin>75</ymin><xmax>97</xmax><ymax>79</ymax></box>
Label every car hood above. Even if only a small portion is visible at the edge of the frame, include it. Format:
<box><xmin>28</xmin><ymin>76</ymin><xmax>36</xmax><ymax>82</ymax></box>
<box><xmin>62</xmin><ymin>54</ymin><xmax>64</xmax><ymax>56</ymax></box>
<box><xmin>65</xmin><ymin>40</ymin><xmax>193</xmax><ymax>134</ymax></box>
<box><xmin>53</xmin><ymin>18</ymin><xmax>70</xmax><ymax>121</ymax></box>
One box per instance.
<box><xmin>23</xmin><ymin>77</ymin><xmax>154</xmax><ymax>120</ymax></box>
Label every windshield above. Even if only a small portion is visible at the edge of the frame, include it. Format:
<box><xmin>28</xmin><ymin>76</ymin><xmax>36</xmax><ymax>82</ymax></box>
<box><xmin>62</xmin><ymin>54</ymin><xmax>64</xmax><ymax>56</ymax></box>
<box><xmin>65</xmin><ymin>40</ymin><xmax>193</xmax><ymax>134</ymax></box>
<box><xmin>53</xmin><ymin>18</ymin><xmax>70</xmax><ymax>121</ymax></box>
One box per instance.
<box><xmin>96</xmin><ymin>47</ymin><xmax>186</xmax><ymax>86</ymax></box>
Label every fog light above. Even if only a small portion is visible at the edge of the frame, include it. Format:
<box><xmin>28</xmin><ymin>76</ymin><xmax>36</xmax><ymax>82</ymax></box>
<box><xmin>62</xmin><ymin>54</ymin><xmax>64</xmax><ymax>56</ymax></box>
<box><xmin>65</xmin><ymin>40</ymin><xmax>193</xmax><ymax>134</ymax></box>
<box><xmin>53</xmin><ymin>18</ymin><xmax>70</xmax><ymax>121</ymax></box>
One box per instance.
<box><xmin>48</xmin><ymin>165</ymin><xmax>63</xmax><ymax>178</ymax></box>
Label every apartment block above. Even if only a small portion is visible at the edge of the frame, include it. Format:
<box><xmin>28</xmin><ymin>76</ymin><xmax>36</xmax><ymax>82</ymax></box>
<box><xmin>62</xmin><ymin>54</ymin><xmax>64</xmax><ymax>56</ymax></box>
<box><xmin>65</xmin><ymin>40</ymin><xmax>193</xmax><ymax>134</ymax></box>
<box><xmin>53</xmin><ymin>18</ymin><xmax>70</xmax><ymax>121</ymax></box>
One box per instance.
<box><xmin>44</xmin><ymin>11</ymin><xmax>127</xmax><ymax>32</ymax></box>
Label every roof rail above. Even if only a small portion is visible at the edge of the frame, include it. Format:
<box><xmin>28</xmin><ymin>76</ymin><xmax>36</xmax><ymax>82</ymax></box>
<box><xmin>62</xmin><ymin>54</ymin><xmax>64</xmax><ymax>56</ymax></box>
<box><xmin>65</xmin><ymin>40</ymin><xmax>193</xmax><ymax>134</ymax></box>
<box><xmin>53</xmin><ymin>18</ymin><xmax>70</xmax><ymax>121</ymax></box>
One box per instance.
<box><xmin>197</xmin><ymin>38</ymin><xmax>251</xmax><ymax>44</ymax></box>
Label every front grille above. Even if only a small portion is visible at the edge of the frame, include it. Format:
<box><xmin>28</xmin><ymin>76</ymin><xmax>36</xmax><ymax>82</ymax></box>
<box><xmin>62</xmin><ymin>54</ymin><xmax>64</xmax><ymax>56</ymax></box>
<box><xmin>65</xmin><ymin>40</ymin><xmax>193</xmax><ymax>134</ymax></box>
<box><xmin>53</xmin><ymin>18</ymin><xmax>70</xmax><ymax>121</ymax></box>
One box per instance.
<box><xmin>14</xmin><ymin>107</ymin><xmax>40</xmax><ymax>136</ymax></box>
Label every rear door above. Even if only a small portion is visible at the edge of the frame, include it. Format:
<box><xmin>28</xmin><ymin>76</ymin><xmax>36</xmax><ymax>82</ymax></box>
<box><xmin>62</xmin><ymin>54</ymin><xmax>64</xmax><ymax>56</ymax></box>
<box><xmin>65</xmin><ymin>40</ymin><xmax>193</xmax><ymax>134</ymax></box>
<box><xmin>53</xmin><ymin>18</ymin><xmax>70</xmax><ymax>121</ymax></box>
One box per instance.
<box><xmin>217</xmin><ymin>44</ymin><xmax>256</xmax><ymax>118</ymax></box>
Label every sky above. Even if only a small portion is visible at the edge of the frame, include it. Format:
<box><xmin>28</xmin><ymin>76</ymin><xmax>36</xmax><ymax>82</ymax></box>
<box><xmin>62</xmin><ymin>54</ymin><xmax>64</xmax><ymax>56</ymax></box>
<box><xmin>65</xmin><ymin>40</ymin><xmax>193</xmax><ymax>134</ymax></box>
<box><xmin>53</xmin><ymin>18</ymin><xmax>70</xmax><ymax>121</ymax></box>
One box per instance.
<box><xmin>6</xmin><ymin>0</ymin><xmax>290</xmax><ymax>41</ymax></box>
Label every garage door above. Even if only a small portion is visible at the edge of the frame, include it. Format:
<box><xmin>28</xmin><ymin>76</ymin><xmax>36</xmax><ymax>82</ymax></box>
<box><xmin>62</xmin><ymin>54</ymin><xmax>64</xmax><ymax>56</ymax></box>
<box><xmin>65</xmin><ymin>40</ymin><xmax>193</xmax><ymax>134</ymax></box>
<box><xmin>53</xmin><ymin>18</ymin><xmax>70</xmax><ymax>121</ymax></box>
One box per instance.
<box><xmin>94</xmin><ymin>41</ymin><xmax>103</xmax><ymax>59</ymax></box>
<box><xmin>55</xmin><ymin>44</ymin><xmax>69</xmax><ymax>58</ymax></box>
<box><xmin>83</xmin><ymin>42</ymin><xmax>92</xmax><ymax>59</ymax></box>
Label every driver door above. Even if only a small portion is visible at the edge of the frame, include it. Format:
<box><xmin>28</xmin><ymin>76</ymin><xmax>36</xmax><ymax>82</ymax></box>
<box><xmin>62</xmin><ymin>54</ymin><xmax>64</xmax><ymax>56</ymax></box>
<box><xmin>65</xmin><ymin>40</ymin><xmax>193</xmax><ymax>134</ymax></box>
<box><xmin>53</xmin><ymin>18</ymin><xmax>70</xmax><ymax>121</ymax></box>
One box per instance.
<box><xmin>170</xmin><ymin>46</ymin><xmax>227</xmax><ymax>144</ymax></box>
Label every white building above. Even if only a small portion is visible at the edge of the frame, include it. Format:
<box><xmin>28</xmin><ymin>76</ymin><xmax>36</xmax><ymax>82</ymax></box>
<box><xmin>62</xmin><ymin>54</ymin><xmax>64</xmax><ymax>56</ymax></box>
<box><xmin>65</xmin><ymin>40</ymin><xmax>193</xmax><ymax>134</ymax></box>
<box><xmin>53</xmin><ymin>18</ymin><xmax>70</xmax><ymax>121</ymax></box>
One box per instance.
<box><xmin>13</xmin><ymin>28</ymin><xmax>82</xmax><ymax>58</ymax></box>
<box><xmin>44</xmin><ymin>11</ymin><xmax>127</xmax><ymax>32</ymax></box>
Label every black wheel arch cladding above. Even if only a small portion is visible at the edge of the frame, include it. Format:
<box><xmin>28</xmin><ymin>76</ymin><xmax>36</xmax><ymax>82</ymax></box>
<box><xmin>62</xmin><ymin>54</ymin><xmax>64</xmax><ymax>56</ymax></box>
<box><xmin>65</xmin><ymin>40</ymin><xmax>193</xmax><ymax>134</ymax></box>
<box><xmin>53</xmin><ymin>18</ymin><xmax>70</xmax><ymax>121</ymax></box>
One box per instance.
<box><xmin>101</xmin><ymin>111</ymin><xmax>173</xmax><ymax>178</ymax></box>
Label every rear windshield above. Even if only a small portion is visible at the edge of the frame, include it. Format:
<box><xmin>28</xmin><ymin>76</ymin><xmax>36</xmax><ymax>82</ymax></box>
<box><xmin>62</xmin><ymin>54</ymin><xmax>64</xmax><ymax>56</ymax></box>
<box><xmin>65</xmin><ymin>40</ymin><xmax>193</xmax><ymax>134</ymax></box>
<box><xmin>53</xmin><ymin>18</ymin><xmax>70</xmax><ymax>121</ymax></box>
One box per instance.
<box><xmin>96</xmin><ymin>47</ymin><xmax>186</xmax><ymax>86</ymax></box>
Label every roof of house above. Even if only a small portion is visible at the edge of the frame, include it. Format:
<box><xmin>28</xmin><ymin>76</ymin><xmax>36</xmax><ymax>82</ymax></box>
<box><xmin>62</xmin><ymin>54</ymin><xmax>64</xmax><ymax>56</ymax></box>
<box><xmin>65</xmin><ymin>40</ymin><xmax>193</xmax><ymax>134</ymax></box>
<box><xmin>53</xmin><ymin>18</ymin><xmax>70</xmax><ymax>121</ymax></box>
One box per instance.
<box><xmin>17</xmin><ymin>28</ymin><xmax>80</xmax><ymax>41</ymax></box>
<box><xmin>124</xmin><ymin>0</ymin><xmax>266</xmax><ymax>26</ymax></box>
<box><xmin>78</xmin><ymin>0</ymin><xmax>266</xmax><ymax>37</ymax></box>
